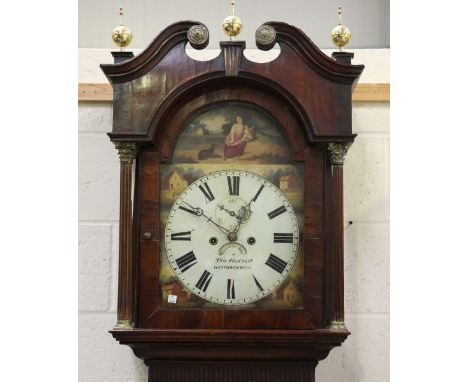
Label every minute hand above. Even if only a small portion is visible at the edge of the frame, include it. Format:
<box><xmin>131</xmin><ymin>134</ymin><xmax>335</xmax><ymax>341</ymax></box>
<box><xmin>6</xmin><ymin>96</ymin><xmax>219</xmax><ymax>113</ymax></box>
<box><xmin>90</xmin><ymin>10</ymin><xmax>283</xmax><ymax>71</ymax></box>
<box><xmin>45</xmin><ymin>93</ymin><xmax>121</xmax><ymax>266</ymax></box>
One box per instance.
<box><xmin>233</xmin><ymin>203</ymin><xmax>252</xmax><ymax>233</ymax></box>
<box><xmin>233</xmin><ymin>186</ymin><xmax>263</xmax><ymax>233</ymax></box>
<box><xmin>182</xmin><ymin>201</ymin><xmax>230</xmax><ymax>235</ymax></box>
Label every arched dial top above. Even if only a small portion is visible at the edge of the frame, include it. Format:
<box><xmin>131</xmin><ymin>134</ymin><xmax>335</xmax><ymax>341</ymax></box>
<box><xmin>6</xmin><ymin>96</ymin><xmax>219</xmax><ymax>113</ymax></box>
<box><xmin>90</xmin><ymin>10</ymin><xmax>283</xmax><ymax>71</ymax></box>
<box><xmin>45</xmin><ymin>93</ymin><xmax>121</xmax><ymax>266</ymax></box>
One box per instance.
<box><xmin>164</xmin><ymin>170</ymin><xmax>299</xmax><ymax>305</ymax></box>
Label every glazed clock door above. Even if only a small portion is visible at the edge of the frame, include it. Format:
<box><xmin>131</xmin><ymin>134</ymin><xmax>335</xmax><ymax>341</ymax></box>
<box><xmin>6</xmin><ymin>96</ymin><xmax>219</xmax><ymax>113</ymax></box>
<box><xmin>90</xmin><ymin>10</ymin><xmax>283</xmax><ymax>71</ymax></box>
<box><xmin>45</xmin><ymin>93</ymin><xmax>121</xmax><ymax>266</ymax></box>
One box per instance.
<box><xmin>157</xmin><ymin>102</ymin><xmax>306</xmax><ymax>314</ymax></box>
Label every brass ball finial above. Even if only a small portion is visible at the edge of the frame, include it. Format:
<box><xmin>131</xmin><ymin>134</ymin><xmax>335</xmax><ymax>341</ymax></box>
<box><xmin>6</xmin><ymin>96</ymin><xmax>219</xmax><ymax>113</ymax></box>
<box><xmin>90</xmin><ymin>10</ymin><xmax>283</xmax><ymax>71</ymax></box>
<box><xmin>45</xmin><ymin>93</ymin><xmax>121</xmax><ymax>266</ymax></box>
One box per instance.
<box><xmin>222</xmin><ymin>1</ymin><xmax>243</xmax><ymax>40</ymax></box>
<box><xmin>331</xmin><ymin>6</ymin><xmax>351</xmax><ymax>51</ymax></box>
<box><xmin>112</xmin><ymin>7</ymin><xmax>133</xmax><ymax>51</ymax></box>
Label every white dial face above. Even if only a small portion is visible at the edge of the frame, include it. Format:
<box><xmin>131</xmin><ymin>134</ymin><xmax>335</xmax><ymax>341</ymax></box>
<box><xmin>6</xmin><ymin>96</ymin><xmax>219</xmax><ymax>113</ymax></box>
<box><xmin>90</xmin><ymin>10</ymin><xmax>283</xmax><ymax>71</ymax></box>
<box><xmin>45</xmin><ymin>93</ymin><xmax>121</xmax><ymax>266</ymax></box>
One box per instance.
<box><xmin>164</xmin><ymin>169</ymin><xmax>300</xmax><ymax>305</ymax></box>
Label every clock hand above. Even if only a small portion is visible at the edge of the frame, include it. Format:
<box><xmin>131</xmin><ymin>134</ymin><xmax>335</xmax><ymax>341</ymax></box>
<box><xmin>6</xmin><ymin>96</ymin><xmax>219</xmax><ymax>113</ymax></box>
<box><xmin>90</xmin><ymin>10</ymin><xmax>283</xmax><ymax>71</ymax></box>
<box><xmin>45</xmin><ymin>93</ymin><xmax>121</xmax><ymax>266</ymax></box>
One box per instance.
<box><xmin>216</xmin><ymin>202</ymin><xmax>250</xmax><ymax>237</ymax></box>
<box><xmin>181</xmin><ymin>200</ymin><xmax>230</xmax><ymax>235</ymax></box>
<box><xmin>217</xmin><ymin>203</ymin><xmax>237</xmax><ymax>217</ymax></box>
<box><xmin>233</xmin><ymin>204</ymin><xmax>252</xmax><ymax>234</ymax></box>
<box><xmin>235</xmin><ymin>189</ymin><xmax>259</xmax><ymax>224</ymax></box>
<box><xmin>206</xmin><ymin>215</ymin><xmax>230</xmax><ymax>235</ymax></box>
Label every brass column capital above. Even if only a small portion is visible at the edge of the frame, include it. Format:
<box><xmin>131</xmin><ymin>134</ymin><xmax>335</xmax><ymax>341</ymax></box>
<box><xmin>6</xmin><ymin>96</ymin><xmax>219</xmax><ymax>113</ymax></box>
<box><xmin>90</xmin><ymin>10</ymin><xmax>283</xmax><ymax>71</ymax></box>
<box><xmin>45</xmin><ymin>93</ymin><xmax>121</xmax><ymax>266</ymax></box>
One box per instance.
<box><xmin>327</xmin><ymin>143</ymin><xmax>349</xmax><ymax>165</ymax></box>
<box><xmin>114</xmin><ymin>142</ymin><xmax>138</xmax><ymax>164</ymax></box>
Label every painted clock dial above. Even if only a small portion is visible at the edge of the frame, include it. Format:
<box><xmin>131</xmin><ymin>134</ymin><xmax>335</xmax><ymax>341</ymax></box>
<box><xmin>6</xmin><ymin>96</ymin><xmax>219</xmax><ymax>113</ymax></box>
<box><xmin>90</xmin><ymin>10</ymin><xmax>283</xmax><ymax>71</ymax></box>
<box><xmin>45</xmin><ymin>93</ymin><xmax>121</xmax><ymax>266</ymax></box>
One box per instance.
<box><xmin>164</xmin><ymin>169</ymin><xmax>299</xmax><ymax>305</ymax></box>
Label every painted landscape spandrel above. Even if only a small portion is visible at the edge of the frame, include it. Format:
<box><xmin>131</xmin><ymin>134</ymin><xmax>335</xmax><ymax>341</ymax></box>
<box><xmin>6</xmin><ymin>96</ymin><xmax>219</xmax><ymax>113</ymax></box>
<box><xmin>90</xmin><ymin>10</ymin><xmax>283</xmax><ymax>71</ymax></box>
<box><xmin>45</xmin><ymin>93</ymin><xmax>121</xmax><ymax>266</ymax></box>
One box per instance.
<box><xmin>172</xmin><ymin>102</ymin><xmax>291</xmax><ymax>164</ymax></box>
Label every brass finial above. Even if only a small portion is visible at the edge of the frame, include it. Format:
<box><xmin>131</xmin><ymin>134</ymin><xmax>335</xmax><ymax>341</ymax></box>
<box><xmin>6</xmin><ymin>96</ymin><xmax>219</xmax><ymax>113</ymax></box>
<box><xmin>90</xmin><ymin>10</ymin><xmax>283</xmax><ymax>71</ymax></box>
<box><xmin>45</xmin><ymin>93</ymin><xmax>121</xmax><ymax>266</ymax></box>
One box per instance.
<box><xmin>222</xmin><ymin>1</ymin><xmax>243</xmax><ymax>41</ymax></box>
<box><xmin>331</xmin><ymin>6</ymin><xmax>351</xmax><ymax>51</ymax></box>
<box><xmin>112</xmin><ymin>7</ymin><xmax>133</xmax><ymax>51</ymax></box>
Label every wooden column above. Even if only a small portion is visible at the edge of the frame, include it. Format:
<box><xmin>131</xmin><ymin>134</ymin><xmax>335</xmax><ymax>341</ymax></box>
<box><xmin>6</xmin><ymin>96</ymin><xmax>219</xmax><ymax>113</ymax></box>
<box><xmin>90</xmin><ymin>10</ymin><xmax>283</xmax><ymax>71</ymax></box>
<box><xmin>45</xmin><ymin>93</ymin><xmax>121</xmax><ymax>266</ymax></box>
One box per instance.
<box><xmin>326</xmin><ymin>143</ymin><xmax>349</xmax><ymax>332</ymax></box>
<box><xmin>113</xmin><ymin>142</ymin><xmax>138</xmax><ymax>329</ymax></box>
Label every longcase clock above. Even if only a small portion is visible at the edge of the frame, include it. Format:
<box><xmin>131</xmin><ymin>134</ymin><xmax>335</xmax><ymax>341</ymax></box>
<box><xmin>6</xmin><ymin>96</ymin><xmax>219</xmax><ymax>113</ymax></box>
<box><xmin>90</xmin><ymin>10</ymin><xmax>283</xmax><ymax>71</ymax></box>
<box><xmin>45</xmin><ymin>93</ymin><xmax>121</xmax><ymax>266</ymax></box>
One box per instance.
<box><xmin>101</xmin><ymin>21</ymin><xmax>364</xmax><ymax>381</ymax></box>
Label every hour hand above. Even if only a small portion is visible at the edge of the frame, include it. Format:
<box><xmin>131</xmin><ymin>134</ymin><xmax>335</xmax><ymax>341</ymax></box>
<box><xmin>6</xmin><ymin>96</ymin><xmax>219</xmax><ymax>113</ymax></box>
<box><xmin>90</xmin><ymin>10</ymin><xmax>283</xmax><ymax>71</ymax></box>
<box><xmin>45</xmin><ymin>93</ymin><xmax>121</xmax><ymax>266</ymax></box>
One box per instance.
<box><xmin>217</xmin><ymin>203</ymin><xmax>237</xmax><ymax>218</ymax></box>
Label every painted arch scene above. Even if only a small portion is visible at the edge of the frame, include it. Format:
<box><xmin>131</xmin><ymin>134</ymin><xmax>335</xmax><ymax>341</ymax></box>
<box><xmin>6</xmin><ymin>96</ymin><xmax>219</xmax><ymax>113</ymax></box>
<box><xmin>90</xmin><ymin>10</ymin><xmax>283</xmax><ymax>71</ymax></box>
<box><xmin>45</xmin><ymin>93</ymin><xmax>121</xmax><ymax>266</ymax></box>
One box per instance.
<box><xmin>172</xmin><ymin>102</ymin><xmax>291</xmax><ymax>164</ymax></box>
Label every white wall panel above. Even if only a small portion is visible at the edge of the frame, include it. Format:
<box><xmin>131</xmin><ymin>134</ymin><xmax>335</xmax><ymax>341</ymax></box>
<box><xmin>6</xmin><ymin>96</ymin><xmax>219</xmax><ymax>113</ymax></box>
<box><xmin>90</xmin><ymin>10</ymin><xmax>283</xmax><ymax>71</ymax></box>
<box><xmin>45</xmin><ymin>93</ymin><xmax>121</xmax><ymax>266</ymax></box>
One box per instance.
<box><xmin>79</xmin><ymin>0</ymin><xmax>389</xmax><ymax>49</ymax></box>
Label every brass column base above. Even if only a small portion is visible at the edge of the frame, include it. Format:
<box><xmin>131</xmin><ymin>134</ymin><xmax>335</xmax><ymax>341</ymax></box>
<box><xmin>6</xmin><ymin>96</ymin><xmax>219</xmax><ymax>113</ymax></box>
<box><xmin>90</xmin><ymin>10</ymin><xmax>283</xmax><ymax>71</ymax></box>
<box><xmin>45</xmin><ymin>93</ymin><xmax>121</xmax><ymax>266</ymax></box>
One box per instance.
<box><xmin>328</xmin><ymin>321</ymin><xmax>348</xmax><ymax>332</ymax></box>
<box><xmin>114</xmin><ymin>319</ymin><xmax>134</xmax><ymax>330</ymax></box>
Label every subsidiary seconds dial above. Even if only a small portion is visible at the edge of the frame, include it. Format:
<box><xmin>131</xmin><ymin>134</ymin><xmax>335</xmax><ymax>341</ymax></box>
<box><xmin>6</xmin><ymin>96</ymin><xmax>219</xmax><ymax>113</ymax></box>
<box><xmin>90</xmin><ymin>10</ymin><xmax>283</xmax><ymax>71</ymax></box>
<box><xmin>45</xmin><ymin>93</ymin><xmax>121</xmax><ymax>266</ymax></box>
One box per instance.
<box><xmin>164</xmin><ymin>170</ymin><xmax>300</xmax><ymax>305</ymax></box>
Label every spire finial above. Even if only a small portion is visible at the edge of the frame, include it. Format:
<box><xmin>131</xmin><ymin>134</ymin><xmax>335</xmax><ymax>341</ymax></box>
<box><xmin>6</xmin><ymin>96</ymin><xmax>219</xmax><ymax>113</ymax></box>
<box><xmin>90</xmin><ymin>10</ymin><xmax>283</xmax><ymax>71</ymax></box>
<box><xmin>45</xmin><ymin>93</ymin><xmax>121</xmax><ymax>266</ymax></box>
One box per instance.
<box><xmin>119</xmin><ymin>7</ymin><xmax>124</xmax><ymax>25</ymax></box>
<box><xmin>331</xmin><ymin>5</ymin><xmax>351</xmax><ymax>52</ymax></box>
<box><xmin>338</xmin><ymin>6</ymin><xmax>343</xmax><ymax>25</ymax></box>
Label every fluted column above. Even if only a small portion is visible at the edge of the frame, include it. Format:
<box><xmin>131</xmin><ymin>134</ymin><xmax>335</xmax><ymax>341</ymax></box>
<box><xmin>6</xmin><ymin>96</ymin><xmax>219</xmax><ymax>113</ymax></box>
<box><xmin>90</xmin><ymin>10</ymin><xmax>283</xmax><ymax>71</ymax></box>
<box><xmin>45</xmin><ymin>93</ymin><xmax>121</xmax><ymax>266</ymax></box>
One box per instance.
<box><xmin>326</xmin><ymin>143</ymin><xmax>349</xmax><ymax>332</ymax></box>
<box><xmin>113</xmin><ymin>142</ymin><xmax>138</xmax><ymax>329</ymax></box>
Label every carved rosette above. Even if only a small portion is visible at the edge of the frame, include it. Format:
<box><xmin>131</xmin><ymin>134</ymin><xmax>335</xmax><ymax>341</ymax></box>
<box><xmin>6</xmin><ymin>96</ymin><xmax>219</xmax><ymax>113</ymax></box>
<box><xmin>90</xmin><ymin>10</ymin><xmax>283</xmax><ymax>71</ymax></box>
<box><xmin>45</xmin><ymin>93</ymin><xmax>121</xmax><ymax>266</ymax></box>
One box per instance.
<box><xmin>187</xmin><ymin>24</ymin><xmax>209</xmax><ymax>50</ymax></box>
<box><xmin>114</xmin><ymin>142</ymin><xmax>138</xmax><ymax>164</ymax></box>
<box><xmin>327</xmin><ymin>143</ymin><xmax>348</xmax><ymax>165</ymax></box>
<box><xmin>255</xmin><ymin>24</ymin><xmax>276</xmax><ymax>50</ymax></box>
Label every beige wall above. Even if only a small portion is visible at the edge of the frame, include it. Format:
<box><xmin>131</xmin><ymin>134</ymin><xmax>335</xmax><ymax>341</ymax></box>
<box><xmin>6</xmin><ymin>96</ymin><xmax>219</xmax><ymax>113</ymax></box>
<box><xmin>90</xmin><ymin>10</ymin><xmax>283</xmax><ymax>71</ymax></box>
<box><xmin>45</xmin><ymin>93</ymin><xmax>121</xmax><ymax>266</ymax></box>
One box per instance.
<box><xmin>79</xmin><ymin>0</ymin><xmax>390</xmax><ymax>49</ymax></box>
<box><xmin>78</xmin><ymin>48</ymin><xmax>389</xmax><ymax>382</ymax></box>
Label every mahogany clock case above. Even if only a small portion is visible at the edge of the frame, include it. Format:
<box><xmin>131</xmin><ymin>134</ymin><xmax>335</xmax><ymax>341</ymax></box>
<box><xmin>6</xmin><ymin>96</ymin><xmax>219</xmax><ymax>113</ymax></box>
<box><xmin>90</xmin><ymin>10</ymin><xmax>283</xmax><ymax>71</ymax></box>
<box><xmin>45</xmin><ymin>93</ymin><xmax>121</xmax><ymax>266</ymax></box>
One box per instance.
<box><xmin>101</xmin><ymin>20</ymin><xmax>364</xmax><ymax>368</ymax></box>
